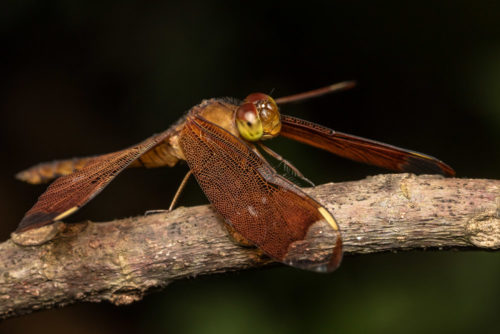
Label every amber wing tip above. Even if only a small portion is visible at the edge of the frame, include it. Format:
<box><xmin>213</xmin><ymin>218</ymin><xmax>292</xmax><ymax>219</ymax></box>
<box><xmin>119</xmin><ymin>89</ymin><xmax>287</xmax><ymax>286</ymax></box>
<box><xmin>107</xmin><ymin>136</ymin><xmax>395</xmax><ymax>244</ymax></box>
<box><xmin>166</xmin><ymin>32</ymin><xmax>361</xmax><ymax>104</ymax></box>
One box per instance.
<box><xmin>442</xmin><ymin>163</ymin><xmax>456</xmax><ymax>177</ymax></box>
<box><xmin>403</xmin><ymin>155</ymin><xmax>456</xmax><ymax>177</ymax></box>
<box><xmin>275</xmin><ymin>80</ymin><xmax>357</xmax><ymax>105</ymax></box>
<box><xmin>330</xmin><ymin>80</ymin><xmax>356</xmax><ymax>91</ymax></box>
<box><xmin>15</xmin><ymin>211</ymin><xmax>60</xmax><ymax>233</ymax></box>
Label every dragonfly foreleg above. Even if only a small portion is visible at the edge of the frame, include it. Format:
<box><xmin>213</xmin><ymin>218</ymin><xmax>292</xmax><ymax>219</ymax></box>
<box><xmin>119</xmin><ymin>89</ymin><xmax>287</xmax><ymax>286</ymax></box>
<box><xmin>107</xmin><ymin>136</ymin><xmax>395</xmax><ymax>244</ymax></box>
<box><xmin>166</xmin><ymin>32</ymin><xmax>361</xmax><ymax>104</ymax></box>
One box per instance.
<box><xmin>257</xmin><ymin>143</ymin><xmax>315</xmax><ymax>187</ymax></box>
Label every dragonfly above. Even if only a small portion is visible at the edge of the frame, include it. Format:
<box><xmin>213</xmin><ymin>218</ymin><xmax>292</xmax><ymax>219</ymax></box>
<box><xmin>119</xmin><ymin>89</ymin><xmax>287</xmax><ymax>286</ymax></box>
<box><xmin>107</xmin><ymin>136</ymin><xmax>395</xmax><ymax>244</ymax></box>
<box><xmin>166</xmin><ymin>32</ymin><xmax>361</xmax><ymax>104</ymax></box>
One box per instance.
<box><xmin>15</xmin><ymin>81</ymin><xmax>454</xmax><ymax>272</ymax></box>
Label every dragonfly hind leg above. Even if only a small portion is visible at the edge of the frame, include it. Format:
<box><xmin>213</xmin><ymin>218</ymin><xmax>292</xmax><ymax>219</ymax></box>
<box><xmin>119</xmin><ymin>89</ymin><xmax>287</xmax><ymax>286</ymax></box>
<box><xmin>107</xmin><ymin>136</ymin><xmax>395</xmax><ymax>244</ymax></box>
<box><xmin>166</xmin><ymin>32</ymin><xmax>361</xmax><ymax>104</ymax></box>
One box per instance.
<box><xmin>144</xmin><ymin>170</ymin><xmax>193</xmax><ymax>215</ymax></box>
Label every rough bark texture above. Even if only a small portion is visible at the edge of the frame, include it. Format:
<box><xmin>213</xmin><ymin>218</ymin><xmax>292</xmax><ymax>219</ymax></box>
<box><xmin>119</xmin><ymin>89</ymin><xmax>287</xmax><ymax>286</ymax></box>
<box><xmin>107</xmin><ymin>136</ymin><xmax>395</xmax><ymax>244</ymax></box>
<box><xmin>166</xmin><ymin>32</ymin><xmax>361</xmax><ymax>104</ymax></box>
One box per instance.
<box><xmin>0</xmin><ymin>174</ymin><xmax>499</xmax><ymax>319</ymax></box>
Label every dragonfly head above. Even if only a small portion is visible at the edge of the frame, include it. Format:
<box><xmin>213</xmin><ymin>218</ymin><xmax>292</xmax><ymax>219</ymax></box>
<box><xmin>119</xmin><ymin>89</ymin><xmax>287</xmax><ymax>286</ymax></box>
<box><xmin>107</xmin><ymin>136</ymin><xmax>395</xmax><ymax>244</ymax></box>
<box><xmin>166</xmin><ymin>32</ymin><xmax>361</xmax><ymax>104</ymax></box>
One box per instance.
<box><xmin>236</xmin><ymin>93</ymin><xmax>282</xmax><ymax>142</ymax></box>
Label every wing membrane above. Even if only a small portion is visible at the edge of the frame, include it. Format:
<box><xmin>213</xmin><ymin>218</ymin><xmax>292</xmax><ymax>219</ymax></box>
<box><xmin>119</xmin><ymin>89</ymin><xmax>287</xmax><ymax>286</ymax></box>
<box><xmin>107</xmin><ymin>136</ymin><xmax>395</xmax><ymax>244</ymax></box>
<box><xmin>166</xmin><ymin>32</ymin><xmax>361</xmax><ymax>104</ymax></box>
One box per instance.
<box><xmin>16</xmin><ymin>129</ymin><xmax>175</xmax><ymax>232</ymax></box>
<box><xmin>280</xmin><ymin>115</ymin><xmax>455</xmax><ymax>176</ymax></box>
<box><xmin>179</xmin><ymin>115</ymin><xmax>342</xmax><ymax>272</ymax></box>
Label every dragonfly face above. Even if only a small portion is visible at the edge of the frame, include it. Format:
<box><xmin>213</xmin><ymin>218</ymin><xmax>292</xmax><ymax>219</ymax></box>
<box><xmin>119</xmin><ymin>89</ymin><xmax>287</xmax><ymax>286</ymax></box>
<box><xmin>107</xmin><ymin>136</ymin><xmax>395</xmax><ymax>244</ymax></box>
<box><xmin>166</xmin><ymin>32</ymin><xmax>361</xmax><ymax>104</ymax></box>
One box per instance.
<box><xmin>193</xmin><ymin>93</ymin><xmax>282</xmax><ymax>144</ymax></box>
<box><xmin>235</xmin><ymin>93</ymin><xmax>282</xmax><ymax>141</ymax></box>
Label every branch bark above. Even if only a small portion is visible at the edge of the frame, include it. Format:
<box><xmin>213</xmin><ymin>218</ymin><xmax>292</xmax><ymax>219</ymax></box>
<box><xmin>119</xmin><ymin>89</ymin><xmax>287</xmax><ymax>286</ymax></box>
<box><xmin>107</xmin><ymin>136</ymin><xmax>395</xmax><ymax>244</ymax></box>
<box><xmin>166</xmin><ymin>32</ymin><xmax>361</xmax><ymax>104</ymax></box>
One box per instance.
<box><xmin>1</xmin><ymin>174</ymin><xmax>499</xmax><ymax>319</ymax></box>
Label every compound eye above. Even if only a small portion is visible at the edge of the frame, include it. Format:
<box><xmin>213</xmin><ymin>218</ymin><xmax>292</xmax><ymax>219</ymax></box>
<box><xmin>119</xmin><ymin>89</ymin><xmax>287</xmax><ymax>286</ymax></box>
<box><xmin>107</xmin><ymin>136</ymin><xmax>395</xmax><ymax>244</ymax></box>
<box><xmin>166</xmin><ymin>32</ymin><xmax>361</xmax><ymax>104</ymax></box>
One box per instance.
<box><xmin>235</xmin><ymin>102</ymin><xmax>263</xmax><ymax>141</ymax></box>
<box><xmin>243</xmin><ymin>93</ymin><xmax>281</xmax><ymax>139</ymax></box>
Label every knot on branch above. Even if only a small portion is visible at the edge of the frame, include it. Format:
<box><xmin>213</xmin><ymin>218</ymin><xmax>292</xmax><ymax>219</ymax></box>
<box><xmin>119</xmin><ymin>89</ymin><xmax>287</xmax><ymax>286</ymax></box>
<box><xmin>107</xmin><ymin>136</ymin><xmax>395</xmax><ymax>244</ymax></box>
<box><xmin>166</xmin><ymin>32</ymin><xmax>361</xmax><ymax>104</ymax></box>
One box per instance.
<box><xmin>466</xmin><ymin>211</ymin><xmax>500</xmax><ymax>249</ymax></box>
<box><xmin>109</xmin><ymin>287</ymin><xmax>145</xmax><ymax>306</ymax></box>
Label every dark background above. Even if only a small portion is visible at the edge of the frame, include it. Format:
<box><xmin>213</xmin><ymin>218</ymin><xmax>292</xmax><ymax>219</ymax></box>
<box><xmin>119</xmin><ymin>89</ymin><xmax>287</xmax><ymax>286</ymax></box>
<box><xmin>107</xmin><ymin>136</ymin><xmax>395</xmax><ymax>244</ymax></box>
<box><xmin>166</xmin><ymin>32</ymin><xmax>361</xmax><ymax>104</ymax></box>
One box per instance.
<box><xmin>1</xmin><ymin>1</ymin><xmax>499</xmax><ymax>333</ymax></box>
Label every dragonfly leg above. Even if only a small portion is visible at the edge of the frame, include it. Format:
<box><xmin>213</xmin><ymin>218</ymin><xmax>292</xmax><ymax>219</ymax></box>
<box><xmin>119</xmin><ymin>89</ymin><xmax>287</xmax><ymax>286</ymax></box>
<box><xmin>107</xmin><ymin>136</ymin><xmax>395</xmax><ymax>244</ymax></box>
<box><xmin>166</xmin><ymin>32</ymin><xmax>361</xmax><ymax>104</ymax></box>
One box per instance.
<box><xmin>168</xmin><ymin>170</ymin><xmax>192</xmax><ymax>211</ymax></box>
<box><xmin>144</xmin><ymin>209</ymin><xmax>169</xmax><ymax>215</ymax></box>
<box><xmin>258</xmin><ymin>143</ymin><xmax>315</xmax><ymax>187</ymax></box>
<box><xmin>144</xmin><ymin>170</ymin><xmax>192</xmax><ymax>215</ymax></box>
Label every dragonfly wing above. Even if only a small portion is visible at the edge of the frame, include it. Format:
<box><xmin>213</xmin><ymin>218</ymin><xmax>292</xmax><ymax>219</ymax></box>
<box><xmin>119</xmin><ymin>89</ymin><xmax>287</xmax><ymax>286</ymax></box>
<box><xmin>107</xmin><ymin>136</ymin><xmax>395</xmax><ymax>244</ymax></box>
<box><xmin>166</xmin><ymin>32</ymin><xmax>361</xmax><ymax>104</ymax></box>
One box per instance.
<box><xmin>16</xmin><ymin>129</ymin><xmax>175</xmax><ymax>232</ymax></box>
<box><xmin>179</xmin><ymin>115</ymin><xmax>342</xmax><ymax>272</ymax></box>
<box><xmin>280</xmin><ymin>115</ymin><xmax>455</xmax><ymax>176</ymax></box>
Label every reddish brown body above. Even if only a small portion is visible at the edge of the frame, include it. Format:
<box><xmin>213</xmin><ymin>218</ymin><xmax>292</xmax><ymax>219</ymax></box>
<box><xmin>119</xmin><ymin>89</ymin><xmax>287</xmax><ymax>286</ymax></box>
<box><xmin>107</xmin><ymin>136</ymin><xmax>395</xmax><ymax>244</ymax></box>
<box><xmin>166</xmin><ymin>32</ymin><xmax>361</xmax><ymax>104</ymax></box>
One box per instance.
<box><xmin>15</xmin><ymin>83</ymin><xmax>454</xmax><ymax>272</ymax></box>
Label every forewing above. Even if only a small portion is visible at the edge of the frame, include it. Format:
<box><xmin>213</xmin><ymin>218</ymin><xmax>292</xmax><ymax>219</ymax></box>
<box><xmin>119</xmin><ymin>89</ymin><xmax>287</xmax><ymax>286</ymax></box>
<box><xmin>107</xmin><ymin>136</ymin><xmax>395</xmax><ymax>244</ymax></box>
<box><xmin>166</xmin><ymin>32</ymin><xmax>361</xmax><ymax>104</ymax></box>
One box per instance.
<box><xmin>280</xmin><ymin>115</ymin><xmax>455</xmax><ymax>176</ymax></box>
<box><xmin>16</xmin><ymin>129</ymin><xmax>174</xmax><ymax>232</ymax></box>
<box><xmin>179</xmin><ymin>115</ymin><xmax>342</xmax><ymax>272</ymax></box>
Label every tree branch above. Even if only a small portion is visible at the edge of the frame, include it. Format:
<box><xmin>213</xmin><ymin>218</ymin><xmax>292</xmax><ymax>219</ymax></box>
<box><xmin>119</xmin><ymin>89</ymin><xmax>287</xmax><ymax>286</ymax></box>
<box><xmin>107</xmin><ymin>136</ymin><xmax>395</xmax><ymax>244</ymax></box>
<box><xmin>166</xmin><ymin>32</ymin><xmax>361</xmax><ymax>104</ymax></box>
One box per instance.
<box><xmin>1</xmin><ymin>174</ymin><xmax>499</xmax><ymax>319</ymax></box>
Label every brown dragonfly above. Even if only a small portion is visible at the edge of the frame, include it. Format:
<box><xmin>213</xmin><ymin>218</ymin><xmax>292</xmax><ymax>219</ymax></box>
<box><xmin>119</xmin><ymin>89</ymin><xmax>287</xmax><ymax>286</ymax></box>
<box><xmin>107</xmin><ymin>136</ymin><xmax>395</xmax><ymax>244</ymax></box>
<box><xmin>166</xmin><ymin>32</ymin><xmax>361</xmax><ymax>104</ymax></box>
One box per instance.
<box><xmin>15</xmin><ymin>81</ymin><xmax>454</xmax><ymax>272</ymax></box>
